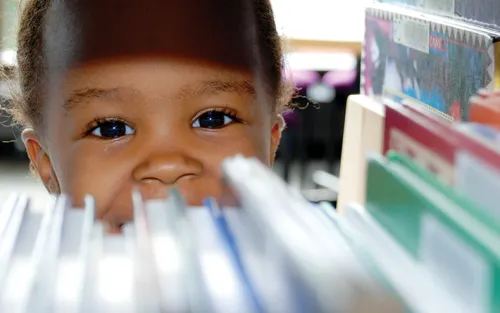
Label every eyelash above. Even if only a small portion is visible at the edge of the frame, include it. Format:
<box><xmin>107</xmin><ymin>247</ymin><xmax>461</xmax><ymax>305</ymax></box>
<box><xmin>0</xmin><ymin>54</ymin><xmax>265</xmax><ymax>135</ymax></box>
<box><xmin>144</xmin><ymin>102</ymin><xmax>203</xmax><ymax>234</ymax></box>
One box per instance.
<box><xmin>83</xmin><ymin>117</ymin><xmax>130</xmax><ymax>137</ymax></box>
<box><xmin>192</xmin><ymin>107</ymin><xmax>242</xmax><ymax>124</ymax></box>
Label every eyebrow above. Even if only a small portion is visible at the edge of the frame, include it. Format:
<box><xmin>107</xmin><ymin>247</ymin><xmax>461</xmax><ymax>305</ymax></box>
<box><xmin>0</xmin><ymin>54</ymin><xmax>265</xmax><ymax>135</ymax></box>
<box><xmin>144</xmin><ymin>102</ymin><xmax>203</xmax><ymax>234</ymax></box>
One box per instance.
<box><xmin>63</xmin><ymin>79</ymin><xmax>256</xmax><ymax>112</ymax></box>
<box><xmin>63</xmin><ymin>87</ymin><xmax>131</xmax><ymax>111</ymax></box>
<box><xmin>178</xmin><ymin>80</ymin><xmax>256</xmax><ymax>99</ymax></box>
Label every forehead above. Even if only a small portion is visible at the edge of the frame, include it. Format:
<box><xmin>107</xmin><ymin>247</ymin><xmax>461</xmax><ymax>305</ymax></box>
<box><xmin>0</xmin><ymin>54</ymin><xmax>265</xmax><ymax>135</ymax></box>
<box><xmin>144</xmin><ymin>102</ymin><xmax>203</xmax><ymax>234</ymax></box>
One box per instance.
<box><xmin>59</xmin><ymin>60</ymin><xmax>258</xmax><ymax>114</ymax></box>
<box><xmin>43</xmin><ymin>0</ymin><xmax>261</xmax><ymax>75</ymax></box>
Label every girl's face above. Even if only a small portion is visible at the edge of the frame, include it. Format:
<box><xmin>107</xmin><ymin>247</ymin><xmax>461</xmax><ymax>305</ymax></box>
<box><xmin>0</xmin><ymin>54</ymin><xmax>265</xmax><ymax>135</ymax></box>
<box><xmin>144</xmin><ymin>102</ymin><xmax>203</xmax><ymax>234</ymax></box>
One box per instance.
<box><xmin>22</xmin><ymin>0</ymin><xmax>282</xmax><ymax>230</ymax></box>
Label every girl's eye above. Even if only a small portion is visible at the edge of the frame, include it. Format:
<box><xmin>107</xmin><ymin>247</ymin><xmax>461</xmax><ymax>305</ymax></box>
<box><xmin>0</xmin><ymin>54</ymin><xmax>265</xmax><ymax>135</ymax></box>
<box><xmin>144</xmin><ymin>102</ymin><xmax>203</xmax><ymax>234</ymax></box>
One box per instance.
<box><xmin>192</xmin><ymin>111</ymin><xmax>236</xmax><ymax>129</ymax></box>
<box><xmin>91</xmin><ymin>120</ymin><xmax>135</xmax><ymax>139</ymax></box>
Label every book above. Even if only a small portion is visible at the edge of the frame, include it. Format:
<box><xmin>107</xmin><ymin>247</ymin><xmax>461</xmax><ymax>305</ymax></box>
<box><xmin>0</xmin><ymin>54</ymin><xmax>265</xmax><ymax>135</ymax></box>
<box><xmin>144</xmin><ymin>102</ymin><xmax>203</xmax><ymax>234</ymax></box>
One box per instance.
<box><xmin>469</xmin><ymin>92</ymin><xmax>500</xmax><ymax>128</ymax></box>
<box><xmin>384</xmin><ymin>99</ymin><xmax>500</xmax><ymax>220</ymax></box>
<box><xmin>365</xmin><ymin>153</ymin><xmax>500</xmax><ymax>313</ymax></box>
<box><xmin>387</xmin><ymin>150</ymin><xmax>500</xmax><ymax>230</ymax></box>
<box><xmin>363</xmin><ymin>3</ymin><xmax>500</xmax><ymax>121</ymax></box>
<box><xmin>383</xmin><ymin>99</ymin><xmax>458</xmax><ymax>185</ymax></box>
<box><xmin>456</xmin><ymin>123</ymin><xmax>500</xmax><ymax>142</ymax></box>
<box><xmin>338</xmin><ymin>203</ymin><xmax>463</xmax><ymax>313</ymax></box>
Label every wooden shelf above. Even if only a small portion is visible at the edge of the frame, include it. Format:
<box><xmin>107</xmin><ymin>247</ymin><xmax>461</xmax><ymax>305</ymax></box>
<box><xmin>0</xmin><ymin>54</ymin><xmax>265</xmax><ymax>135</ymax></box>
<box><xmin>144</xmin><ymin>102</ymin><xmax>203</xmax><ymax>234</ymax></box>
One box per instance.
<box><xmin>283</xmin><ymin>38</ymin><xmax>362</xmax><ymax>54</ymax></box>
<box><xmin>337</xmin><ymin>95</ymin><xmax>385</xmax><ymax>213</ymax></box>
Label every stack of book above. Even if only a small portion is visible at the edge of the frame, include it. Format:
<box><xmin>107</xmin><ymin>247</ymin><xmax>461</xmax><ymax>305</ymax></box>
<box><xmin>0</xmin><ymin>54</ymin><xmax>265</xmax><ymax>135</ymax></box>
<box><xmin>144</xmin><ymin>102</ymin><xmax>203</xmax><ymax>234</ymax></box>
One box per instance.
<box><xmin>0</xmin><ymin>155</ymin><xmax>430</xmax><ymax>313</ymax></box>
<box><xmin>350</xmin><ymin>96</ymin><xmax>500</xmax><ymax>313</ymax></box>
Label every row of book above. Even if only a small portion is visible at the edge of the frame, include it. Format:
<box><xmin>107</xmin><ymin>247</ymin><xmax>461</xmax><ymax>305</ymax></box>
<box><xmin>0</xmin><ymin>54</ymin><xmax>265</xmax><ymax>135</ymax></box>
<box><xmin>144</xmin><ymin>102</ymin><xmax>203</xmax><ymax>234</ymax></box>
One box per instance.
<box><xmin>0</xmin><ymin>152</ymin><xmax>481</xmax><ymax>313</ymax></box>
<box><xmin>361</xmin><ymin>95</ymin><xmax>500</xmax><ymax>313</ymax></box>
<box><xmin>342</xmin><ymin>1</ymin><xmax>500</xmax><ymax>312</ymax></box>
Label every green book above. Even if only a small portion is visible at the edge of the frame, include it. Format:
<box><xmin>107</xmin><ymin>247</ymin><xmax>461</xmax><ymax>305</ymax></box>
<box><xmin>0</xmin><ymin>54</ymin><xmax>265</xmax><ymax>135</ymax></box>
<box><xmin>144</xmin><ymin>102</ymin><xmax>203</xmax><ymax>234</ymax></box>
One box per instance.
<box><xmin>365</xmin><ymin>153</ymin><xmax>500</xmax><ymax>313</ymax></box>
<box><xmin>386</xmin><ymin>151</ymin><xmax>500</xmax><ymax>235</ymax></box>
<box><xmin>337</xmin><ymin>203</ymin><xmax>463</xmax><ymax>313</ymax></box>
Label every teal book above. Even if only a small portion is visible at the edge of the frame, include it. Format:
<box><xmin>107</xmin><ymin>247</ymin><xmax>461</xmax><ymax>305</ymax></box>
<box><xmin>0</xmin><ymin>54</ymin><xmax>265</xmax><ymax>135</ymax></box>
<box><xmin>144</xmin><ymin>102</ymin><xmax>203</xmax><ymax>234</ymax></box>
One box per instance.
<box><xmin>365</xmin><ymin>153</ymin><xmax>500</xmax><ymax>313</ymax></box>
<box><xmin>338</xmin><ymin>203</ymin><xmax>463</xmax><ymax>313</ymax></box>
<box><xmin>386</xmin><ymin>151</ymin><xmax>500</xmax><ymax>234</ymax></box>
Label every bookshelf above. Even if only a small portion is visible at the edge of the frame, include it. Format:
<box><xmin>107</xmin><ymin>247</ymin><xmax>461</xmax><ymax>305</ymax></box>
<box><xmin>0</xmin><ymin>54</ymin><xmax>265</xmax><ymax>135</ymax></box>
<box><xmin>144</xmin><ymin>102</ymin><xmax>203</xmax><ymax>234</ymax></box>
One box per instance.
<box><xmin>337</xmin><ymin>95</ymin><xmax>385</xmax><ymax>213</ymax></box>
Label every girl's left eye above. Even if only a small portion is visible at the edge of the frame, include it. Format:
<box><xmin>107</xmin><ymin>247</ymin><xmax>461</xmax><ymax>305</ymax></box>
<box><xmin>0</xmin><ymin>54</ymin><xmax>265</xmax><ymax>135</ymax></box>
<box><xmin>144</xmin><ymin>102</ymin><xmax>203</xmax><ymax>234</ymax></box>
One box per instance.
<box><xmin>90</xmin><ymin>120</ymin><xmax>135</xmax><ymax>139</ymax></box>
<box><xmin>192</xmin><ymin>111</ymin><xmax>237</xmax><ymax>129</ymax></box>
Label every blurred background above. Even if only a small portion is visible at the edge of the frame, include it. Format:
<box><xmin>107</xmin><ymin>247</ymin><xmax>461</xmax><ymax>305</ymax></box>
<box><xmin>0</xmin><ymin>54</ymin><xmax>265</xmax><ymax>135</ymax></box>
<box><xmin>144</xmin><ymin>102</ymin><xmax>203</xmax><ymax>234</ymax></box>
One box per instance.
<box><xmin>0</xmin><ymin>0</ymin><xmax>368</xmax><ymax>204</ymax></box>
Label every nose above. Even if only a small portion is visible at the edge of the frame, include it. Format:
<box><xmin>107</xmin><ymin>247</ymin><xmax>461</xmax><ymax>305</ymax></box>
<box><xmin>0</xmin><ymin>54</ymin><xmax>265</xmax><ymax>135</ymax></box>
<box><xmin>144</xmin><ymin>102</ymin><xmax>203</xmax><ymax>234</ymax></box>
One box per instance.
<box><xmin>132</xmin><ymin>152</ymin><xmax>204</xmax><ymax>186</ymax></box>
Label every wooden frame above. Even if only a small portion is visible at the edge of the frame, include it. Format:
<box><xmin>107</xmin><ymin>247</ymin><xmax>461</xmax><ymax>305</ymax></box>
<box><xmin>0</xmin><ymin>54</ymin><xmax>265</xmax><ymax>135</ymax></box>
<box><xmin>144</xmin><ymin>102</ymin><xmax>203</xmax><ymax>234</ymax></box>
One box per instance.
<box><xmin>283</xmin><ymin>38</ymin><xmax>362</xmax><ymax>55</ymax></box>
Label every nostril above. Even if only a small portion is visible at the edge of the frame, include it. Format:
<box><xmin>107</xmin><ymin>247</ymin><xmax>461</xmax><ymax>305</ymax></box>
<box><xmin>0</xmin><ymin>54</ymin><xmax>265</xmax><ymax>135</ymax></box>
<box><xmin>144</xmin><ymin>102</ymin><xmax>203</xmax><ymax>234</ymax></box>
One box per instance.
<box><xmin>176</xmin><ymin>171</ymin><xmax>203</xmax><ymax>182</ymax></box>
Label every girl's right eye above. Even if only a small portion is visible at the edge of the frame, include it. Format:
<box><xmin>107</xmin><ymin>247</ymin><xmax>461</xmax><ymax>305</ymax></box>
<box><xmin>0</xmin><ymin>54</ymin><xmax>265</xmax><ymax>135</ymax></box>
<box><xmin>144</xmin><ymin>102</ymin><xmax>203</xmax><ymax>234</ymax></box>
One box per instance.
<box><xmin>90</xmin><ymin>120</ymin><xmax>135</xmax><ymax>139</ymax></box>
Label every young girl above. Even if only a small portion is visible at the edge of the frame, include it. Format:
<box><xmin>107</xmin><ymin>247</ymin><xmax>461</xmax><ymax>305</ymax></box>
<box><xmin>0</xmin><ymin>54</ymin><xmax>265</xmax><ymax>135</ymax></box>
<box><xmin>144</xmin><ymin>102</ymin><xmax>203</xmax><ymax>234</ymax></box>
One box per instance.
<box><xmin>4</xmin><ymin>0</ymin><xmax>294</xmax><ymax>231</ymax></box>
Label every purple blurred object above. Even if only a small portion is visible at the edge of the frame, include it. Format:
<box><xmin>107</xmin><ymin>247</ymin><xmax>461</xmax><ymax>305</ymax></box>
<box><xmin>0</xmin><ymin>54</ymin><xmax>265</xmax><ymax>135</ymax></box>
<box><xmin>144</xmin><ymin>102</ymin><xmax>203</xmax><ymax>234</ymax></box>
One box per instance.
<box><xmin>322</xmin><ymin>70</ymin><xmax>357</xmax><ymax>88</ymax></box>
<box><xmin>286</xmin><ymin>69</ymin><xmax>321</xmax><ymax>88</ymax></box>
<box><xmin>283</xmin><ymin>111</ymin><xmax>298</xmax><ymax>128</ymax></box>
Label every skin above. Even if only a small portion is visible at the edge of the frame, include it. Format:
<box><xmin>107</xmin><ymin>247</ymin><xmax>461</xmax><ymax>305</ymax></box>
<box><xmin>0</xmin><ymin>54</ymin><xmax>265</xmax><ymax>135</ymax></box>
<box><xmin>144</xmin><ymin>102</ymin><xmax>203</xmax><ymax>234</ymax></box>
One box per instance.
<box><xmin>21</xmin><ymin>0</ymin><xmax>282</xmax><ymax>231</ymax></box>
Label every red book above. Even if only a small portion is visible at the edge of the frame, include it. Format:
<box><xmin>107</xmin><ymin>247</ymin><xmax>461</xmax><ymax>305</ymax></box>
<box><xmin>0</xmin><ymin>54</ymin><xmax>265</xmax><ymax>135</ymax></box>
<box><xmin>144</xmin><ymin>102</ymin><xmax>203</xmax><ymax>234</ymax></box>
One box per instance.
<box><xmin>384</xmin><ymin>99</ymin><xmax>500</xmax><ymax>218</ymax></box>
<box><xmin>385</xmin><ymin>99</ymin><xmax>500</xmax><ymax>168</ymax></box>
<box><xmin>384</xmin><ymin>100</ymin><xmax>457</xmax><ymax>186</ymax></box>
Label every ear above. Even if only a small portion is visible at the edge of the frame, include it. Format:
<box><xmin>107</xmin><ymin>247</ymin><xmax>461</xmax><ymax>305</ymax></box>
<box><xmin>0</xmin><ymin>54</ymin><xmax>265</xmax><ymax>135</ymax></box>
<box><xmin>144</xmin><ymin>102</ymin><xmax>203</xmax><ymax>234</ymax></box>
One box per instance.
<box><xmin>21</xmin><ymin>129</ymin><xmax>60</xmax><ymax>194</ymax></box>
<box><xmin>269</xmin><ymin>114</ymin><xmax>284</xmax><ymax>166</ymax></box>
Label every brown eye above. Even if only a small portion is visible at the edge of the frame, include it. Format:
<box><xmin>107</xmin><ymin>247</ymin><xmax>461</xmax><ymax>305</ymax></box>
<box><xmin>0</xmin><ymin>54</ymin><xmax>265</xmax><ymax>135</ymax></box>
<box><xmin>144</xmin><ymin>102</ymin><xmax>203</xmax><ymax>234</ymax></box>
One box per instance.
<box><xmin>192</xmin><ymin>111</ymin><xmax>235</xmax><ymax>129</ymax></box>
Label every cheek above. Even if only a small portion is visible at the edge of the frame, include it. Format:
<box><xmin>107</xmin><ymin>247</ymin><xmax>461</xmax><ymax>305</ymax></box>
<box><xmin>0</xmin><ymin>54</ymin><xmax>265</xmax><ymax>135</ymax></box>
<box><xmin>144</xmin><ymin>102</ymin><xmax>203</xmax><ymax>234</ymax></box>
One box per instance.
<box><xmin>197</xmin><ymin>125</ymin><xmax>272</xmax><ymax>169</ymax></box>
<box><xmin>178</xmin><ymin>133</ymin><xmax>270</xmax><ymax>205</ymax></box>
<box><xmin>51</xmin><ymin>142</ymin><xmax>134</xmax><ymax>211</ymax></box>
